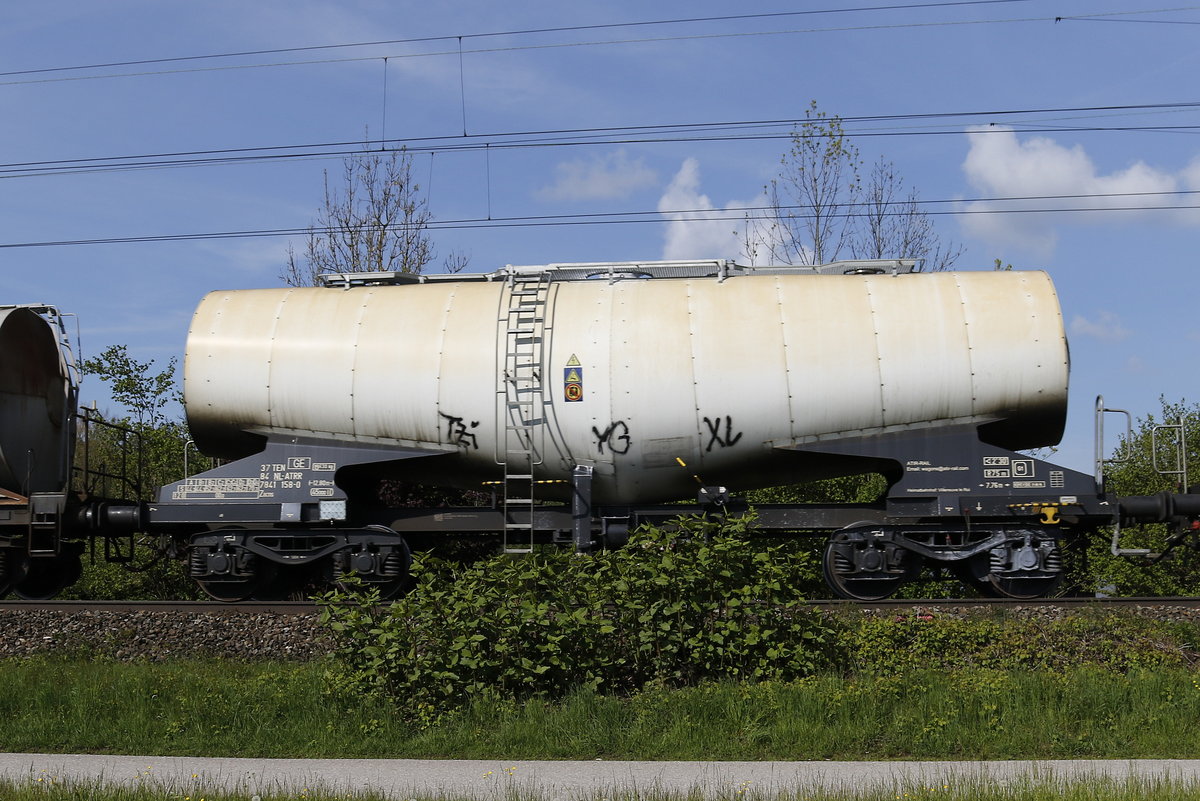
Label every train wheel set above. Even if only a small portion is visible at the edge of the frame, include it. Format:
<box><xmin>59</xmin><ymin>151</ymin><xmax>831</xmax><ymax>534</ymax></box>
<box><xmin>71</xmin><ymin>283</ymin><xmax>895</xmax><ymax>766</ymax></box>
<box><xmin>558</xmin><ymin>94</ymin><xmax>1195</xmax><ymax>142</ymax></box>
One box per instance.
<box><xmin>186</xmin><ymin>526</ymin><xmax>412</xmax><ymax>601</ymax></box>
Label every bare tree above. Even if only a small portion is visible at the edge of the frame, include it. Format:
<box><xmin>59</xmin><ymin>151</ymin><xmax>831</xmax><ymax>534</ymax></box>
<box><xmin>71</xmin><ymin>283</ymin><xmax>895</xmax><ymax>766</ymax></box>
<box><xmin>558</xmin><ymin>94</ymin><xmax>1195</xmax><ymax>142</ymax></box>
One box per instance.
<box><xmin>282</xmin><ymin>149</ymin><xmax>467</xmax><ymax>286</ymax></box>
<box><xmin>850</xmin><ymin>157</ymin><xmax>962</xmax><ymax>271</ymax></box>
<box><xmin>745</xmin><ymin>102</ymin><xmax>860</xmax><ymax>266</ymax></box>
<box><xmin>744</xmin><ymin>102</ymin><xmax>959</xmax><ymax>271</ymax></box>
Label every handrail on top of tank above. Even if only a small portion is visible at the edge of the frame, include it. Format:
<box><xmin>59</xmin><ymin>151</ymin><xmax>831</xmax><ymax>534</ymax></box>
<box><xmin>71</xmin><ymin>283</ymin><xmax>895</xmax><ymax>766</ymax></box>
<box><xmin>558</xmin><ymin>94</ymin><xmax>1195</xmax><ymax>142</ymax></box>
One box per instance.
<box><xmin>314</xmin><ymin>258</ymin><xmax>926</xmax><ymax>288</ymax></box>
<box><xmin>317</xmin><ymin>271</ymin><xmax>422</xmax><ymax>288</ymax></box>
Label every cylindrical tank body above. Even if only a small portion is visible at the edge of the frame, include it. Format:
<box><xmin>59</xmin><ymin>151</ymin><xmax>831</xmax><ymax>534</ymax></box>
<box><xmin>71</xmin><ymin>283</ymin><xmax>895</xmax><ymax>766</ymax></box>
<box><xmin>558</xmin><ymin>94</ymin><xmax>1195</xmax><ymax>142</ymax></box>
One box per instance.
<box><xmin>0</xmin><ymin>307</ymin><xmax>75</xmax><ymax>496</ymax></box>
<box><xmin>184</xmin><ymin>269</ymin><xmax>1068</xmax><ymax>504</ymax></box>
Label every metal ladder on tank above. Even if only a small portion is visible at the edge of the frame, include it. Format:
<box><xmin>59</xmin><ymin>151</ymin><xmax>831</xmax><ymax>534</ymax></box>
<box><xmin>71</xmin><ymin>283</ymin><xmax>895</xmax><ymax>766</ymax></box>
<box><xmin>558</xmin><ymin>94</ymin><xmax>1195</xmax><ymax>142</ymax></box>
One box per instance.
<box><xmin>496</xmin><ymin>269</ymin><xmax>551</xmax><ymax>554</ymax></box>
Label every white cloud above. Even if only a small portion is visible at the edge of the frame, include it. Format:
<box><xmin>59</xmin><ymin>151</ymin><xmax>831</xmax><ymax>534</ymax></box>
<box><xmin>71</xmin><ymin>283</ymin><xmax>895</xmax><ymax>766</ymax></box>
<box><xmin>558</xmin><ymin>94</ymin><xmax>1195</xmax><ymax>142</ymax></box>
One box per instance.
<box><xmin>537</xmin><ymin>149</ymin><xmax>657</xmax><ymax>202</ymax></box>
<box><xmin>1070</xmin><ymin>310</ymin><xmax>1131</xmax><ymax>342</ymax></box>
<box><xmin>1124</xmin><ymin>355</ymin><xmax>1151</xmax><ymax>375</ymax></box>
<box><xmin>199</xmin><ymin>236</ymin><xmax>293</xmax><ymax>277</ymax></box>
<box><xmin>960</xmin><ymin>127</ymin><xmax>1199</xmax><ymax>257</ymax></box>
<box><xmin>1183</xmin><ymin>156</ymin><xmax>1200</xmax><ymax>190</ymax></box>
<box><xmin>657</xmin><ymin>158</ymin><xmax>745</xmax><ymax>261</ymax></box>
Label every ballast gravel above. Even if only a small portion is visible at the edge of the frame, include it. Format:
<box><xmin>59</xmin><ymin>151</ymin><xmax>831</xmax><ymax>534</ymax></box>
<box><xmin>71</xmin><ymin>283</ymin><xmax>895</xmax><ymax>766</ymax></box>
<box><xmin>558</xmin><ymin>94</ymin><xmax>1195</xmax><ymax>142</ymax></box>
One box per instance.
<box><xmin>2</xmin><ymin>602</ymin><xmax>1200</xmax><ymax>662</ymax></box>
<box><xmin>0</xmin><ymin>608</ymin><xmax>330</xmax><ymax>661</ymax></box>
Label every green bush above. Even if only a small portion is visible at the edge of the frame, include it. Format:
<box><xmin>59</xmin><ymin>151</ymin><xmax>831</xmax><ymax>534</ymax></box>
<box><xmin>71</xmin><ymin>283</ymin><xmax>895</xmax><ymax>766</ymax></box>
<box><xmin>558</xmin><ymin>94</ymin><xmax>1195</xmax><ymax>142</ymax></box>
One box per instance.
<box><xmin>840</xmin><ymin>611</ymin><xmax>1187</xmax><ymax>674</ymax></box>
<box><xmin>58</xmin><ymin>544</ymin><xmax>199</xmax><ymax>601</ymax></box>
<box><xmin>318</xmin><ymin>515</ymin><xmax>835</xmax><ymax>722</ymax></box>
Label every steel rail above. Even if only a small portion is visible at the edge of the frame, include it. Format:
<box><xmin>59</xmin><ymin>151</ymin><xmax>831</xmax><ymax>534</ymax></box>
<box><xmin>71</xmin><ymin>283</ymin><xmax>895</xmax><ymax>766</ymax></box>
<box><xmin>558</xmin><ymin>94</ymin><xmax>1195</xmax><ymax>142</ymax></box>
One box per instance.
<box><xmin>5</xmin><ymin>597</ymin><xmax>1200</xmax><ymax>614</ymax></box>
<box><xmin>0</xmin><ymin>600</ymin><xmax>319</xmax><ymax>614</ymax></box>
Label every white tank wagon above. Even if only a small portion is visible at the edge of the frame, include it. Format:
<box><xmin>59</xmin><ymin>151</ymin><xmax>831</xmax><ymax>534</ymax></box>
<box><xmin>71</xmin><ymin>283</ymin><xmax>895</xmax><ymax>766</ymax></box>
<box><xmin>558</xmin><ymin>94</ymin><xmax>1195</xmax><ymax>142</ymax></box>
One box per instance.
<box><xmin>182</xmin><ymin>261</ymin><xmax>1069</xmax><ymax>506</ymax></box>
<box><xmin>148</xmin><ymin>259</ymin><xmax>1129</xmax><ymax>602</ymax></box>
<box><xmin>4</xmin><ymin>263</ymin><xmax>1198</xmax><ymax>603</ymax></box>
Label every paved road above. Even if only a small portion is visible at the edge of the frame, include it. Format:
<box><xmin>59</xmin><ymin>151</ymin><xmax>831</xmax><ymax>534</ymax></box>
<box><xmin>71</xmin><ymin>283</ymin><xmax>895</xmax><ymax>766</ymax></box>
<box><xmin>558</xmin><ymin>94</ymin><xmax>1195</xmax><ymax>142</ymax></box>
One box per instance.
<box><xmin>4</xmin><ymin>755</ymin><xmax>1200</xmax><ymax>798</ymax></box>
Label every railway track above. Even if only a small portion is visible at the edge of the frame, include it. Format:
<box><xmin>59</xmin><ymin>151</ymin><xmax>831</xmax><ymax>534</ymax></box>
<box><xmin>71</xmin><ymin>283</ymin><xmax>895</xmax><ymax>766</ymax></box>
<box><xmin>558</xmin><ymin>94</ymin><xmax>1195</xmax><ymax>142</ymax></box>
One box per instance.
<box><xmin>0</xmin><ymin>599</ymin><xmax>320</xmax><ymax>614</ymax></box>
<box><xmin>5</xmin><ymin>597</ymin><xmax>1200</xmax><ymax>614</ymax></box>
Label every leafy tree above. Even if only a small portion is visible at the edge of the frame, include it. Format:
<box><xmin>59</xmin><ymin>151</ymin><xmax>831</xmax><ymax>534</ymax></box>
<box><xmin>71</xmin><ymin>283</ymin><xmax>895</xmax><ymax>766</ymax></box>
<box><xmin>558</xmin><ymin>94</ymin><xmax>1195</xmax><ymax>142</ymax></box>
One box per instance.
<box><xmin>67</xmin><ymin>345</ymin><xmax>199</xmax><ymax>600</ymax></box>
<box><xmin>744</xmin><ymin>101</ymin><xmax>960</xmax><ymax>270</ymax></box>
<box><xmin>281</xmin><ymin>148</ymin><xmax>467</xmax><ymax>286</ymax></box>
<box><xmin>79</xmin><ymin>345</ymin><xmax>193</xmax><ymax>496</ymax></box>
<box><xmin>1073</xmin><ymin>398</ymin><xmax>1200</xmax><ymax>596</ymax></box>
<box><xmin>744</xmin><ymin>102</ymin><xmax>860</xmax><ymax>266</ymax></box>
<box><xmin>81</xmin><ymin>344</ymin><xmax>178</xmax><ymax>427</ymax></box>
<box><xmin>1102</xmin><ymin>398</ymin><xmax>1198</xmax><ymax>498</ymax></box>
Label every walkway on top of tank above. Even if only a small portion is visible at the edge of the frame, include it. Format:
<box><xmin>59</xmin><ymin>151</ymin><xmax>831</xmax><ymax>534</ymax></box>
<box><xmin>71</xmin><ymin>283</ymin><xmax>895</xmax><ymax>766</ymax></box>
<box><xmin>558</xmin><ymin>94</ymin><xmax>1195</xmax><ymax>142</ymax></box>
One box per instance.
<box><xmin>317</xmin><ymin>257</ymin><xmax>922</xmax><ymax>286</ymax></box>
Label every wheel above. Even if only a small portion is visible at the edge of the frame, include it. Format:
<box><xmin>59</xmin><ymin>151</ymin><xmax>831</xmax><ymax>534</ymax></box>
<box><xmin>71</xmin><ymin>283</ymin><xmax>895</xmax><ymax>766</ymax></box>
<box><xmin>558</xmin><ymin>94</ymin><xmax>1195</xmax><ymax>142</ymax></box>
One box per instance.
<box><xmin>822</xmin><ymin>526</ymin><xmax>920</xmax><ymax>601</ymax></box>
<box><xmin>197</xmin><ymin>560</ymin><xmax>305</xmax><ymax>602</ymax></box>
<box><xmin>954</xmin><ymin>532</ymin><xmax>1065</xmax><ymax>600</ymax></box>
<box><xmin>191</xmin><ymin>541</ymin><xmax>266</xmax><ymax>602</ymax></box>
<box><xmin>363</xmin><ymin>569</ymin><xmax>413</xmax><ymax>601</ymax></box>
<box><xmin>195</xmin><ymin>576</ymin><xmax>260</xmax><ymax>602</ymax></box>
<box><xmin>13</xmin><ymin>552</ymin><xmax>81</xmax><ymax>600</ymax></box>
<box><xmin>333</xmin><ymin>531</ymin><xmax>412</xmax><ymax>601</ymax></box>
<box><xmin>984</xmin><ymin>572</ymin><xmax>1064</xmax><ymax>600</ymax></box>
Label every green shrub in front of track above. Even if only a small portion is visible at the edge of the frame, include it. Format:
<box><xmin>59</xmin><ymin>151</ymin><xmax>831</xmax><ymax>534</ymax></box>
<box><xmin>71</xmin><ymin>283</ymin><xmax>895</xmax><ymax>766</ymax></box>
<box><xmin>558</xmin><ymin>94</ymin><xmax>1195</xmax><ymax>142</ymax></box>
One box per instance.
<box><xmin>839</xmin><ymin>610</ymin><xmax>1190</xmax><ymax>674</ymax></box>
<box><xmin>318</xmin><ymin>515</ymin><xmax>835</xmax><ymax>723</ymax></box>
<box><xmin>320</xmin><ymin>513</ymin><xmax>1200</xmax><ymax>726</ymax></box>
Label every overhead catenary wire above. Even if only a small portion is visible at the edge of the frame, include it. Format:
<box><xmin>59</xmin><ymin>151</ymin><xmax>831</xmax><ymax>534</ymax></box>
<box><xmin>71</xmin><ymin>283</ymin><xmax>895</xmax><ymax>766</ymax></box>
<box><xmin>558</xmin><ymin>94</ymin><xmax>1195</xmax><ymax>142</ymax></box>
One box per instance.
<box><xmin>3</xmin><ymin>7</ymin><xmax>1197</xmax><ymax>252</ymax></box>
<box><xmin>5</xmin><ymin>100</ymin><xmax>1200</xmax><ymax>180</ymax></box>
<box><xmin>1056</xmin><ymin>13</ymin><xmax>1200</xmax><ymax>25</ymax></box>
<box><xmin>1</xmin><ymin>5</ymin><xmax>1194</xmax><ymax>88</ymax></box>
<box><xmin>0</xmin><ymin>1</ymin><xmax>1043</xmax><ymax>79</ymax></box>
<box><xmin>4</xmin><ymin>122</ymin><xmax>1200</xmax><ymax>180</ymax></box>
<box><xmin>4</xmin><ymin>189</ymin><xmax>1199</xmax><ymax>249</ymax></box>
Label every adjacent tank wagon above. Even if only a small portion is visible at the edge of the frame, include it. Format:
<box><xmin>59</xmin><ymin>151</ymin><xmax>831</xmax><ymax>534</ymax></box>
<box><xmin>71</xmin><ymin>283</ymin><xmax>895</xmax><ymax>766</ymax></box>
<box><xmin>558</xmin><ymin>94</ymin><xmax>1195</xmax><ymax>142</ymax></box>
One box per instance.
<box><xmin>0</xmin><ymin>305</ymin><xmax>140</xmax><ymax>599</ymax></box>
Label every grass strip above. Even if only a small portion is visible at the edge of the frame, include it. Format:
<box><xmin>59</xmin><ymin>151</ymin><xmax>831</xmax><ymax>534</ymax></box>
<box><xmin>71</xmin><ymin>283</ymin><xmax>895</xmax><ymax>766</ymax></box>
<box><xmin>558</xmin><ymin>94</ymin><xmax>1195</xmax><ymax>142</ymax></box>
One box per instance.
<box><xmin>3</xmin><ymin>657</ymin><xmax>1200</xmax><ymax>759</ymax></box>
<box><xmin>8</xmin><ymin>773</ymin><xmax>1200</xmax><ymax>800</ymax></box>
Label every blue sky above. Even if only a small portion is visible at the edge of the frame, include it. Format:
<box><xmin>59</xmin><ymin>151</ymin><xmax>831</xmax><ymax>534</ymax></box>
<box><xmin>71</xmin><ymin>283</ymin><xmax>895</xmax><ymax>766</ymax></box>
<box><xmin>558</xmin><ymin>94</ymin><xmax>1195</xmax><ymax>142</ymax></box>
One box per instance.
<box><xmin>2</xmin><ymin>0</ymin><xmax>1199</xmax><ymax>475</ymax></box>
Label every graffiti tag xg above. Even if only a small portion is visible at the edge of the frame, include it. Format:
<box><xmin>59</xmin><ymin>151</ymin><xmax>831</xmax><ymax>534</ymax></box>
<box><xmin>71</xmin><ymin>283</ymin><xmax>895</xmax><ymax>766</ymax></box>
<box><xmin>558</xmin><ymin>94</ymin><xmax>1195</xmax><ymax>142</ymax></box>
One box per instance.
<box><xmin>593</xmin><ymin>421</ymin><xmax>632</xmax><ymax>455</ymax></box>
